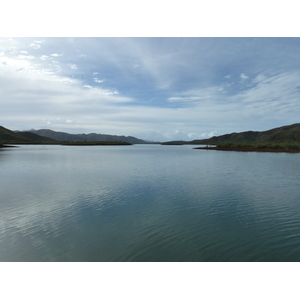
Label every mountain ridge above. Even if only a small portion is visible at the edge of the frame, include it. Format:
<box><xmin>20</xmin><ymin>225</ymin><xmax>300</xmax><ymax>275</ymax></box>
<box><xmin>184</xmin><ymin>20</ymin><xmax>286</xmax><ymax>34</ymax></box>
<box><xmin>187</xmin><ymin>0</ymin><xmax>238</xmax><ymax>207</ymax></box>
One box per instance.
<box><xmin>188</xmin><ymin>123</ymin><xmax>300</xmax><ymax>145</ymax></box>
<box><xmin>0</xmin><ymin>126</ymin><xmax>55</xmax><ymax>144</ymax></box>
<box><xmin>0</xmin><ymin>125</ymin><xmax>147</xmax><ymax>144</ymax></box>
<box><xmin>3</xmin><ymin>123</ymin><xmax>300</xmax><ymax>146</ymax></box>
<box><xmin>29</xmin><ymin>129</ymin><xmax>147</xmax><ymax>144</ymax></box>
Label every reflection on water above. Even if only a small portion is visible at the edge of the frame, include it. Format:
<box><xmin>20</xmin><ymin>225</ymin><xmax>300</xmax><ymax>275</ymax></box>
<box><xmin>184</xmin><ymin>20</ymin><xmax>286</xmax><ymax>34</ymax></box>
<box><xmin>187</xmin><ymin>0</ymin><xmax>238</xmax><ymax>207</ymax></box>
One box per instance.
<box><xmin>1</xmin><ymin>144</ymin><xmax>300</xmax><ymax>261</ymax></box>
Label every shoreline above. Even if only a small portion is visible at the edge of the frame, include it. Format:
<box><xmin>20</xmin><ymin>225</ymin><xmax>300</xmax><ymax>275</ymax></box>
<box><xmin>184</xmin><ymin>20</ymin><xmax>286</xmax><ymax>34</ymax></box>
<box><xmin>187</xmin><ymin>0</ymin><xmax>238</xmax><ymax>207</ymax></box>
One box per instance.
<box><xmin>61</xmin><ymin>141</ymin><xmax>132</xmax><ymax>146</ymax></box>
<box><xmin>0</xmin><ymin>144</ymin><xmax>18</xmax><ymax>148</ymax></box>
<box><xmin>0</xmin><ymin>142</ymin><xmax>131</xmax><ymax>147</ymax></box>
<box><xmin>194</xmin><ymin>147</ymin><xmax>300</xmax><ymax>153</ymax></box>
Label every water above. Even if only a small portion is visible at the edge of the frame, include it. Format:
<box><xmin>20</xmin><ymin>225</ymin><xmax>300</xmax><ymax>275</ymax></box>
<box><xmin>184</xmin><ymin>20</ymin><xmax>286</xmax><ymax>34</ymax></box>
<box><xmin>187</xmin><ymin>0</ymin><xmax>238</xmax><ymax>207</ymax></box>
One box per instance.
<box><xmin>1</xmin><ymin>144</ymin><xmax>300</xmax><ymax>261</ymax></box>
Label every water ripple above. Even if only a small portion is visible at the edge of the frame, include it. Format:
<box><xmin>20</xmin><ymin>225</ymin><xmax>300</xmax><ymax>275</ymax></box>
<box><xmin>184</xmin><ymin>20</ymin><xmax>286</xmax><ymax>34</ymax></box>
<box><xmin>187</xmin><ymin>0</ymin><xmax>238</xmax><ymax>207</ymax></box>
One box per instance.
<box><xmin>2</xmin><ymin>145</ymin><xmax>300</xmax><ymax>261</ymax></box>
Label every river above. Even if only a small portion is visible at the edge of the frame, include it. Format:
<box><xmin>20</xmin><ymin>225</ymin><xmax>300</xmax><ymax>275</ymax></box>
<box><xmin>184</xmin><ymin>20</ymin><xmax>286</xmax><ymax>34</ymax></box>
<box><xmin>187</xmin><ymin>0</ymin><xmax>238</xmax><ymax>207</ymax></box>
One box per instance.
<box><xmin>1</xmin><ymin>144</ymin><xmax>300</xmax><ymax>261</ymax></box>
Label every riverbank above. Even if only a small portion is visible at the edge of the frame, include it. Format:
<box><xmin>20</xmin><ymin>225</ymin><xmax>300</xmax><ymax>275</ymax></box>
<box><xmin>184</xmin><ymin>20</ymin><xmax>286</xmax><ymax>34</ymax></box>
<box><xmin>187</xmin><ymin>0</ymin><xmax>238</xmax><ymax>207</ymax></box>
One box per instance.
<box><xmin>61</xmin><ymin>141</ymin><xmax>132</xmax><ymax>146</ymax></box>
<box><xmin>0</xmin><ymin>144</ymin><xmax>17</xmax><ymax>148</ymax></box>
<box><xmin>194</xmin><ymin>146</ymin><xmax>300</xmax><ymax>153</ymax></box>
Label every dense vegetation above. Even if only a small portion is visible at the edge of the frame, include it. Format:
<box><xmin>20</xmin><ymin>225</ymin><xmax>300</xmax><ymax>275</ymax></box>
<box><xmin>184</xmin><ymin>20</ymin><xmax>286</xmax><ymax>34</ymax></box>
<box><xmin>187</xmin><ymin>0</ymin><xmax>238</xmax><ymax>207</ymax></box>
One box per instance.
<box><xmin>161</xmin><ymin>141</ymin><xmax>184</xmax><ymax>145</ymax></box>
<box><xmin>15</xmin><ymin>131</ymin><xmax>58</xmax><ymax>143</ymax></box>
<box><xmin>158</xmin><ymin>123</ymin><xmax>300</xmax><ymax>153</ymax></box>
<box><xmin>216</xmin><ymin>142</ymin><xmax>300</xmax><ymax>150</ymax></box>
<box><xmin>0</xmin><ymin>124</ymin><xmax>139</xmax><ymax>146</ymax></box>
<box><xmin>216</xmin><ymin>143</ymin><xmax>300</xmax><ymax>152</ymax></box>
<box><xmin>0</xmin><ymin>126</ymin><xmax>55</xmax><ymax>144</ymax></box>
<box><xmin>189</xmin><ymin>123</ymin><xmax>300</xmax><ymax>145</ymax></box>
<box><xmin>194</xmin><ymin>142</ymin><xmax>300</xmax><ymax>153</ymax></box>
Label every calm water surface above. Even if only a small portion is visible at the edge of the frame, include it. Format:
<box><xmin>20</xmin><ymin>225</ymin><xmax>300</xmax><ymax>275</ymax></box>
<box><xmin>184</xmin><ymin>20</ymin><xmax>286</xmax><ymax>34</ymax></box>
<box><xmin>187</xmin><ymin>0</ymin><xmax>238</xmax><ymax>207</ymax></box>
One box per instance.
<box><xmin>1</xmin><ymin>144</ymin><xmax>300</xmax><ymax>261</ymax></box>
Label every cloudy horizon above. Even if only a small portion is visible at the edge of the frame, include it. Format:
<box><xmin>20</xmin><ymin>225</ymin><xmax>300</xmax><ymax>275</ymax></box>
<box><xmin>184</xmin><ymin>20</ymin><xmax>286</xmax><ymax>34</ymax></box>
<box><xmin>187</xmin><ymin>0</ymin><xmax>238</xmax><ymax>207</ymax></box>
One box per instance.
<box><xmin>1</xmin><ymin>37</ymin><xmax>300</xmax><ymax>141</ymax></box>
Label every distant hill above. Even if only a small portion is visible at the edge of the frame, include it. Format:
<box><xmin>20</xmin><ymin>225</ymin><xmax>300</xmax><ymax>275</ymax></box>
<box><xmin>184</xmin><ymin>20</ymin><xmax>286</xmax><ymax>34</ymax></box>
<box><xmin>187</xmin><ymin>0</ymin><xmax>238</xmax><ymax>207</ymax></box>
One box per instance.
<box><xmin>15</xmin><ymin>131</ymin><xmax>58</xmax><ymax>143</ymax></box>
<box><xmin>0</xmin><ymin>126</ymin><xmax>58</xmax><ymax>144</ymax></box>
<box><xmin>161</xmin><ymin>141</ymin><xmax>184</xmax><ymax>145</ymax></box>
<box><xmin>189</xmin><ymin>123</ymin><xmax>300</xmax><ymax>145</ymax></box>
<box><xmin>30</xmin><ymin>129</ymin><xmax>147</xmax><ymax>144</ymax></box>
<box><xmin>0</xmin><ymin>125</ymin><xmax>147</xmax><ymax>145</ymax></box>
<box><xmin>0</xmin><ymin>126</ymin><xmax>40</xmax><ymax>144</ymax></box>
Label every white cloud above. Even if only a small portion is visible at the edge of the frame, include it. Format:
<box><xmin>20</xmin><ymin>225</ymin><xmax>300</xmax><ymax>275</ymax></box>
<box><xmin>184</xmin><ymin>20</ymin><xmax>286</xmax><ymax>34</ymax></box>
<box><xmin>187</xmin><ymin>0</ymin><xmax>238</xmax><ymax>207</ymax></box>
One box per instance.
<box><xmin>40</xmin><ymin>55</ymin><xmax>49</xmax><ymax>60</ymax></box>
<box><xmin>240</xmin><ymin>73</ymin><xmax>249</xmax><ymax>80</ymax></box>
<box><xmin>68</xmin><ymin>63</ymin><xmax>77</xmax><ymax>70</ymax></box>
<box><xmin>0</xmin><ymin>55</ymin><xmax>31</xmax><ymax>68</ymax></box>
<box><xmin>18</xmin><ymin>55</ymin><xmax>34</xmax><ymax>60</ymax></box>
<box><xmin>167</xmin><ymin>87</ymin><xmax>223</xmax><ymax>104</ymax></box>
<box><xmin>253</xmin><ymin>74</ymin><xmax>266</xmax><ymax>83</ymax></box>
<box><xmin>238</xmin><ymin>72</ymin><xmax>300</xmax><ymax>103</ymax></box>
<box><xmin>29</xmin><ymin>43</ymin><xmax>41</xmax><ymax>49</ymax></box>
<box><xmin>228</xmin><ymin>71</ymin><xmax>300</xmax><ymax>123</ymax></box>
<box><xmin>1</xmin><ymin>54</ymin><xmax>225</xmax><ymax>140</ymax></box>
<box><xmin>168</xmin><ymin>96</ymin><xmax>203</xmax><ymax>102</ymax></box>
<box><xmin>163</xmin><ymin>130</ymin><xmax>216</xmax><ymax>141</ymax></box>
<box><xmin>2</xmin><ymin>38</ymin><xmax>300</xmax><ymax>142</ymax></box>
<box><xmin>208</xmin><ymin>131</ymin><xmax>217</xmax><ymax>137</ymax></box>
<box><xmin>93</xmin><ymin>78</ymin><xmax>105</xmax><ymax>83</ymax></box>
<box><xmin>103</xmin><ymin>90</ymin><xmax>119</xmax><ymax>95</ymax></box>
<box><xmin>0</xmin><ymin>54</ymin><xmax>131</xmax><ymax>113</ymax></box>
<box><xmin>51</xmin><ymin>53</ymin><xmax>63</xmax><ymax>57</ymax></box>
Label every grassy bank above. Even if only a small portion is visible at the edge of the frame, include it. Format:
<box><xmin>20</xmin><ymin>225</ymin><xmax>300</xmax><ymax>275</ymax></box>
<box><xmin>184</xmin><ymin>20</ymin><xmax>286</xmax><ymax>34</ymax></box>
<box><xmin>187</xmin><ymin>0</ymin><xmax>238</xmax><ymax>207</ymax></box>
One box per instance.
<box><xmin>194</xmin><ymin>142</ymin><xmax>300</xmax><ymax>153</ymax></box>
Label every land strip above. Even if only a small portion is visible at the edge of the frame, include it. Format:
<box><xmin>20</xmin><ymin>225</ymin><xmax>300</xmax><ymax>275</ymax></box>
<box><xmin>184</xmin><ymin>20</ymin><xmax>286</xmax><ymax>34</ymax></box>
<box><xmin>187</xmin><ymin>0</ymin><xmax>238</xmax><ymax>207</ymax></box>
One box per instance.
<box><xmin>194</xmin><ymin>146</ymin><xmax>300</xmax><ymax>153</ymax></box>
<box><xmin>61</xmin><ymin>141</ymin><xmax>132</xmax><ymax>146</ymax></box>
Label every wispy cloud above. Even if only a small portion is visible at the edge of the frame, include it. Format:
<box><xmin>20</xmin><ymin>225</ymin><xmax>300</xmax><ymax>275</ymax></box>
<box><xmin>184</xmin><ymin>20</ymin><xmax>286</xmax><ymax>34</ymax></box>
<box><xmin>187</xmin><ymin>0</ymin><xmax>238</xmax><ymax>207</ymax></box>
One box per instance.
<box><xmin>94</xmin><ymin>78</ymin><xmax>105</xmax><ymax>83</ymax></box>
<box><xmin>68</xmin><ymin>63</ymin><xmax>77</xmax><ymax>70</ymax></box>
<box><xmin>40</xmin><ymin>55</ymin><xmax>49</xmax><ymax>60</ymax></box>
<box><xmin>233</xmin><ymin>71</ymin><xmax>300</xmax><ymax>111</ymax></box>
<box><xmin>240</xmin><ymin>73</ymin><xmax>249</xmax><ymax>80</ymax></box>
<box><xmin>167</xmin><ymin>87</ymin><xmax>225</xmax><ymax>105</ymax></box>
<box><xmin>1</xmin><ymin>37</ymin><xmax>300</xmax><ymax>141</ymax></box>
<box><xmin>29</xmin><ymin>43</ymin><xmax>41</xmax><ymax>49</ymax></box>
<box><xmin>17</xmin><ymin>55</ymin><xmax>34</xmax><ymax>60</ymax></box>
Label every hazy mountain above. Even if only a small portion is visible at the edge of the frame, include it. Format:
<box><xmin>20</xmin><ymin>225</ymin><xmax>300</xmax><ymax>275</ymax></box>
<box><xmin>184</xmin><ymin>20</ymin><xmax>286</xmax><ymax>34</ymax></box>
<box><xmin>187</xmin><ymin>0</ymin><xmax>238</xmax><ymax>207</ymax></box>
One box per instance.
<box><xmin>30</xmin><ymin>129</ymin><xmax>147</xmax><ymax>144</ymax></box>
<box><xmin>5</xmin><ymin>123</ymin><xmax>300</xmax><ymax>146</ymax></box>
<box><xmin>189</xmin><ymin>123</ymin><xmax>300</xmax><ymax>145</ymax></box>
<box><xmin>16</xmin><ymin>131</ymin><xmax>58</xmax><ymax>143</ymax></box>
<box><xmin>0</xmin><ymin>125</ymin><xmax>147</xmax><ymax>145</ymax></box>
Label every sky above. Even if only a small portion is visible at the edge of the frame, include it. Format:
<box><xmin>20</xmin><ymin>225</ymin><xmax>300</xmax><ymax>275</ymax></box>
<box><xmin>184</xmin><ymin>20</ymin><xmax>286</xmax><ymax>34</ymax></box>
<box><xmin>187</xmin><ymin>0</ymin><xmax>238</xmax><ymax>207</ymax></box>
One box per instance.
<box><xmin>1</xmin><ymin>37</ymin><xmax>300</xmax><ymax>142</ymax></box>
<box><xmin>0</xmin><ymin>1</ymin><xmax>299</xmax><ymax>295</ymax></box>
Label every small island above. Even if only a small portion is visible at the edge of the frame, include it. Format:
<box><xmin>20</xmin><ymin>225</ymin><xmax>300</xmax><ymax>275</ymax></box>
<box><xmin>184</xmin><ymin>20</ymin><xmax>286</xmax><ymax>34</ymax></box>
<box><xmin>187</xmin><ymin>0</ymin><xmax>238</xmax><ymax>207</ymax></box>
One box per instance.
<box><xmin>61</xmin><ymin>141</ymin><xmax>132</xmax><ymax>146</ymax></box>
<box><xmin>161</xmin><ymin>141</ymin><xmax>184</xmax><ymax>145</ymax></box>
